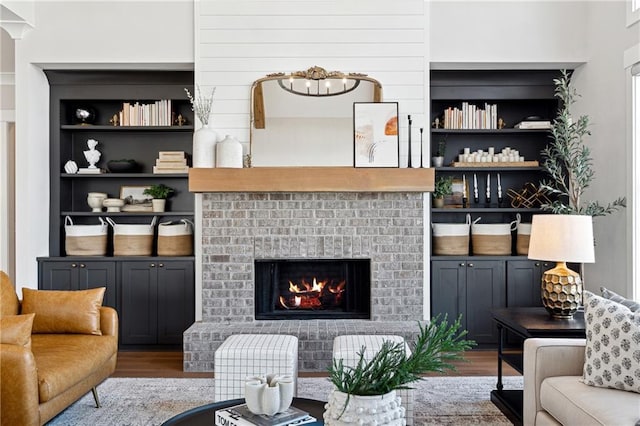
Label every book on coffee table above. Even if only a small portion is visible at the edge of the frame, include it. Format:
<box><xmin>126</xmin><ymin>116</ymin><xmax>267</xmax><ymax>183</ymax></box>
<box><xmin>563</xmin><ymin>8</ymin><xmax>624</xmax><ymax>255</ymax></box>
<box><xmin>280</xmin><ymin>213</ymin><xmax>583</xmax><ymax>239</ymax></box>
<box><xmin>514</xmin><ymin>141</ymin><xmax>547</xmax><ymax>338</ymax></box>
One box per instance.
<box><xmin>214</xmin><ymin>403</ymin><xmax>317</xmax><ymax>426</ymax></box>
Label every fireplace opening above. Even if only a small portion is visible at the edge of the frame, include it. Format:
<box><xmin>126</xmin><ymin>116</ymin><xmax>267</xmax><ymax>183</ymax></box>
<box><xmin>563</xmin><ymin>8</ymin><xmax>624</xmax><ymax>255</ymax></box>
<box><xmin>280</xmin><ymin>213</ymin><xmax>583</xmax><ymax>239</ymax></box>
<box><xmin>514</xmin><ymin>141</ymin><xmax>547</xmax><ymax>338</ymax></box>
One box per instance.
<box><xmin>255</xmin><ymin>259</ymin><xmax>371</xmax><ymax>320</ymax></box>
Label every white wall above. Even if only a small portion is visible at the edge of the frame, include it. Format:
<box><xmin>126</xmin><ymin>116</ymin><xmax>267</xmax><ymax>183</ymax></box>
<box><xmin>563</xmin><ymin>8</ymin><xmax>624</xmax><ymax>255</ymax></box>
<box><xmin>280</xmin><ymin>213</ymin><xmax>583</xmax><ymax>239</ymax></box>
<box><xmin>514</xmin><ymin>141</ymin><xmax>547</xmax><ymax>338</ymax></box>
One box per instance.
<box><xmin>13</xmin><ymin>1</ymin><xmax>193</xmax><ymax>291</ymax></box>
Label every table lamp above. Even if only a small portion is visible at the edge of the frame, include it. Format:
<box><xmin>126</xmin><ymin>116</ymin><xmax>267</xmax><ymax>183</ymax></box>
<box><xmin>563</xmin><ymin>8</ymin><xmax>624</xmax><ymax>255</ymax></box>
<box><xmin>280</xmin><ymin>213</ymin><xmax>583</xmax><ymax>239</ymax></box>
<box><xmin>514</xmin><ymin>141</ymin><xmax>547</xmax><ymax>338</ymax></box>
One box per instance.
<box><xmin>527</xmin><ymin>214</ymin><xmax>595</xmax><ymax>319</ymax></box>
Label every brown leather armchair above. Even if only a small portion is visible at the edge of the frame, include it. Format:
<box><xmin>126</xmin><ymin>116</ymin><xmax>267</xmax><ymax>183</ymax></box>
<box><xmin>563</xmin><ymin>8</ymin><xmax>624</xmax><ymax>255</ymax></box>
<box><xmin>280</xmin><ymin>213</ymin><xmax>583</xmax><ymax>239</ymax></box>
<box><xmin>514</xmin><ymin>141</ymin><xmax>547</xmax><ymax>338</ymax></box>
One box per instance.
<box><xmin>0</xmin><ymin>271</ymin><xmax>118</xmax><ymax>426</ymax></box>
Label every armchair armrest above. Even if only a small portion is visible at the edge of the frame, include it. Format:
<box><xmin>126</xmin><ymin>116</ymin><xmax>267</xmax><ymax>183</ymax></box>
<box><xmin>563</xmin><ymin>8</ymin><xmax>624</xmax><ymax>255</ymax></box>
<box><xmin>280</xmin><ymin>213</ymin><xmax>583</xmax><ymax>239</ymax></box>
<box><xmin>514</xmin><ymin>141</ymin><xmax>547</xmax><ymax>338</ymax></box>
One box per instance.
<box><xmin>523</xmin><ymin>338</ymin><xmax>586</xmax><ymax>426</ymax></box>
<box><xmin>0</xmin><ymin>343</ymin><xmax>40</xmax><ymax>426</ymax></box>
<box><xmin>100</xmin><ymin>306</ymin><xmax>118</xmax><ymax>337</ymax></box>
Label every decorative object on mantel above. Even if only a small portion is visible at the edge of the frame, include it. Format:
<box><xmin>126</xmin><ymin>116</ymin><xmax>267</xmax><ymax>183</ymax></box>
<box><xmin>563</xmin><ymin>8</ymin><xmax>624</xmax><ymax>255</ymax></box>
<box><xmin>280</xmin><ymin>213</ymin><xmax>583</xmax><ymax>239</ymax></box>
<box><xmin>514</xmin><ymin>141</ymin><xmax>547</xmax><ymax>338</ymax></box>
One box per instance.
<box><xmin>407</xmin><ymin>115</ymin><xmax>412</xmax><ymax>168</ymax></box>
<box><xmin>79</xmin><ymin>138</ymin><xmax>103</xmax><ymax>174</ymax></box>
<box><xmin>244</xmin><ymin>374</ymin><xmax>294</xmax><ymax>416</ymax></box>
<box><xmin>325</xmin><ymin>316</ymin><xmax>475</xmax><ymax>425</ymax></box>
<box><xmin>353</xmin><ymin>102</ymin><xmax>399</xmax><ymax>168</ymax></box>
<box><xmin>216</xmin><ymin>135</ymin><xmax>243</xmax><ymax>168</ymax></box>
<box><xmin>186</xmin><ymin>85</ymin><xmax>218</xmax><ymax>168</ymax></box>
<box><xmin>64</xmin><ymin>160</ymin><xmax>78</xmax><ymax>174</ymax></box>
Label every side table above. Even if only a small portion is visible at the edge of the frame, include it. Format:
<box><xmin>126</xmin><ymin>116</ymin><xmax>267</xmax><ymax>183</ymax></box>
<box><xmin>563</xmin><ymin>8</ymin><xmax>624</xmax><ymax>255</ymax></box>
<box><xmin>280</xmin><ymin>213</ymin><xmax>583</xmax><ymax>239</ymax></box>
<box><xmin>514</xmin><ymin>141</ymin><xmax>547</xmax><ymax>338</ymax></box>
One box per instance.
<box><xmin>490</xmin><ymin>307</ymin><xmax>585</xmax><ymax>426</ymax></box>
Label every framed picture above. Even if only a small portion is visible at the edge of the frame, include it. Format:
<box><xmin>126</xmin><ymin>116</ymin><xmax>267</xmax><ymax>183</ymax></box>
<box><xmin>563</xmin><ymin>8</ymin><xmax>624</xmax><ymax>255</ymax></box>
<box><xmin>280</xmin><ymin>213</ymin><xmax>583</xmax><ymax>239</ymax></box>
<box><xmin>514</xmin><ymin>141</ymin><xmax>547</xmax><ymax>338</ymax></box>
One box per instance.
<box><xmin>444</xmin><ymin>178</ymin><xmax>469</xmax><ymax>208</ymax></box>
<box><xmin>120</xmin><ymin>185</ymin><xmax>153</xmax><ymax>212</ymax></box>
<box><xmin>353</xmin><ymin>102</ymin><xmax>399</xmax><ymax>168</ymax></box>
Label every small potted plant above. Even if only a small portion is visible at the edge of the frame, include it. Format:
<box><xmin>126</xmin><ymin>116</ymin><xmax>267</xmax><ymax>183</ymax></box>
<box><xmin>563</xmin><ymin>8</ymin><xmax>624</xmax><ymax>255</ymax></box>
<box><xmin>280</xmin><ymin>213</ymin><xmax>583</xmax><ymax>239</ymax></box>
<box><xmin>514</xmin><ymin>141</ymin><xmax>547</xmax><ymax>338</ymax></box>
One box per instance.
<box><xmin>325</xmin><ymin>315</ymin><xmax>475</xmax><ymax>425</ymax></box>
<box><xmin>432</xmin><ymin>137</ymin><xmax>447</xmax><ymax>167</ymax></box>
<box><xmin>433</xmin><ymin>175</ymin><xmax>453</xmax><ymax>208</ymax></box>
<box><xmin>143</xmin><ymin>184</ymin><xmax>174</xmax><ymax>212</ymax></box>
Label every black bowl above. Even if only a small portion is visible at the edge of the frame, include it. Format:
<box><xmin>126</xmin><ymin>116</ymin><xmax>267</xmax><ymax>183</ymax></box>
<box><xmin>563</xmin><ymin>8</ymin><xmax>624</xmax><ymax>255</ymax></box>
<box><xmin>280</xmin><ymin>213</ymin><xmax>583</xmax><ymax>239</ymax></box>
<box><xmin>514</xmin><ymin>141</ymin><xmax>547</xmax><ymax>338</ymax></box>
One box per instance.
<box><xmin>107</xmin><ymin>160</ymin><xmax>139</xmax><ymax>173</ymax></box>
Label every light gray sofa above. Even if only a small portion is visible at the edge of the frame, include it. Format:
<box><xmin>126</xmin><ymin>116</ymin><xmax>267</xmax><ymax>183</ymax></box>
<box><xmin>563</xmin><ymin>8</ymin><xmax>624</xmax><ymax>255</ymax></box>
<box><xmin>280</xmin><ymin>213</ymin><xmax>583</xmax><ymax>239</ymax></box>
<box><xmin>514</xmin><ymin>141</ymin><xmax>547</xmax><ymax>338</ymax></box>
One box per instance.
<box><xmin>523</xmin><ymin>338</ymin><xmax>640</xmax><ymax>425</ymax></box>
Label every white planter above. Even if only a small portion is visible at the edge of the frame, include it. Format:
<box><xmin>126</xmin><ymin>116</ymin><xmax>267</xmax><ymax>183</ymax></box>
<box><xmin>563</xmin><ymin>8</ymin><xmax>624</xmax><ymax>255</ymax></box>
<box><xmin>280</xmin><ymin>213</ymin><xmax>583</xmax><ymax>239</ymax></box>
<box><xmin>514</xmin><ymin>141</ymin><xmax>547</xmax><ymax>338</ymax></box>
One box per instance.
<box><xmin>324</xmin><ymin>389</ymin><xmax>405</xmax><ymax>426</ymax></box>
<box><xmin>152</xmin><ymin>199</ymin><xmax>166</xmax><ymax>212</ymax></box>
<box><xmin>244</xmin><ymin>374</ymin><xmax>294</xmax><ymax>416</ymax></box>
<box><xmin>192</xmin><ymin>125</ymin><xmax>218</xmax><ymax>168</ymax></box>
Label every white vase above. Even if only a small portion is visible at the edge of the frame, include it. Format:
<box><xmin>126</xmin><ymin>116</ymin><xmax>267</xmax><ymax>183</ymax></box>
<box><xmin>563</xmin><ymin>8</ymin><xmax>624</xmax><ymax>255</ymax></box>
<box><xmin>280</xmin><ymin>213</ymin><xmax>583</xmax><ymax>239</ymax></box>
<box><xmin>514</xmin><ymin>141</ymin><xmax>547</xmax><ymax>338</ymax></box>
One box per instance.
<box><xmin>152</xmin><ymin>199</ymin><xmax>166</xmax><ymax>212</ymax></box>
<box><xmin>323</xmin><ymin>389</ymin><xmax>405</xmax><ymax>426</ymax></box>
<box><xmin>216</xmin><ymin>134</ymin><xmax>243</xmax><ymax>168</ymax></box>
<box><xmin>244</xmin><ymin>374</ymin><xmax>294</xmax><ymax>416</ymax></box>
<box><xmin>192</xmin><ymin>125</ymin><xmax>218</xmax><ymax>168</ymax></box>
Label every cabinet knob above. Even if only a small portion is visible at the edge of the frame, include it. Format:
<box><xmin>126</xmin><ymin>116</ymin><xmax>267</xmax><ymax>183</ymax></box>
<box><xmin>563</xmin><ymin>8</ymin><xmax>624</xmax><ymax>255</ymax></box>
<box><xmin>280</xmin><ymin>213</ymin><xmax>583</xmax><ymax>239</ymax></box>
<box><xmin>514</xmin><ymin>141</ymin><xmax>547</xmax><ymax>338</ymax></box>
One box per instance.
<box><xmin>468</xmin><ymin>263</ymin><xmax>474</xmax><ymax>267</ymax></box>
<box><xmin>150</xmin><ymin>263</ymin><xmax>156</xmax><ymax>268</ymax></box>
<box><xmin>71</xmin><ymin>263</ymin><xmax>77</xmax><ymax>268</ymax></box>
<box><xmin>535</xmin><ymin>262</ymin><xmax>540</xmax><ymax>267</ymax></box>
<box><xmin>158</xmin><ymin>263</ymin><xmax>164</xmax><ymax>267</ymax></box>
<box><xmin>80</xmin><ymin>263</ymin><xmax>85</xmax><ymax>268</ymax></box>
<box><xmin>459</xmin><ymin>263</ymin><xmax>465</xmax><ymax>267</ymax></box>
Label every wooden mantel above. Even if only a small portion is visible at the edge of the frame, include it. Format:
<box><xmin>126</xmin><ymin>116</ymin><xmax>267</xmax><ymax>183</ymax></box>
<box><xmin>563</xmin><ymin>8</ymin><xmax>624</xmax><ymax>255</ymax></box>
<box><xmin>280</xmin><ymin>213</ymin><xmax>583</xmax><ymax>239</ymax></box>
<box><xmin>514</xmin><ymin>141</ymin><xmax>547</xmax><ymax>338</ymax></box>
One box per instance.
<box><xmin>189</xmin><ymin>167</ymin><xmax>434</xmax><ymax>193</ymax></box>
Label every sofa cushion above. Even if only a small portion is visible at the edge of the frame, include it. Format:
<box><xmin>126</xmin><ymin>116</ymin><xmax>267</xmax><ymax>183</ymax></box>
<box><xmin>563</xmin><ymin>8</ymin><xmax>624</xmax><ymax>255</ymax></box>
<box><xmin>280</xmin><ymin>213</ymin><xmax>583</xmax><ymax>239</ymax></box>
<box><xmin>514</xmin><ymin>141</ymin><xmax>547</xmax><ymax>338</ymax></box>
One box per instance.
<box><xmin>581</xmin><ymin>291</ymin><xmax>640</xmax><ymax>394</ymax></box>
<box><xmin>600</xmin><ymin>286</ymin><xmax>640</xmax><ymax>312</ymax></box>
<box><xmin>0</xmin><ymin>270</ymin><xmax>20</xmax><ymax>317</ymax></box>
<box><xmin>21</xmin><ymin>287</ymin><xmax>105</xmax><ymax>335</ymax></box>
<box><xmin>0</xmin><ymin>313</ymin><xmax>35</xmax><ymax>348</ymax></box>
<box><xmin>31</xmin><ymin>333</ymin><xmax>117</xmax><ymax>403</ymax></box>
<box><xmin>540</xmin><ymin>375</ymin><xmax>640</xmax><ymax>425</ymax></box>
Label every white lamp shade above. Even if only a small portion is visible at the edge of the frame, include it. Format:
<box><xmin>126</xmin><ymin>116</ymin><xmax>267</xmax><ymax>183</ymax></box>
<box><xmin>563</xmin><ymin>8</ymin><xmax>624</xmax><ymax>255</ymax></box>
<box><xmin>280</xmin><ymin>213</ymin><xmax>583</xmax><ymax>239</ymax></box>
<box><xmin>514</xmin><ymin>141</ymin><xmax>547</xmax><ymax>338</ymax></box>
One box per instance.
<box><xmin>527</xmin><ymin>214</ymin><xmax>595</xmax><ymax>263</ymax></box>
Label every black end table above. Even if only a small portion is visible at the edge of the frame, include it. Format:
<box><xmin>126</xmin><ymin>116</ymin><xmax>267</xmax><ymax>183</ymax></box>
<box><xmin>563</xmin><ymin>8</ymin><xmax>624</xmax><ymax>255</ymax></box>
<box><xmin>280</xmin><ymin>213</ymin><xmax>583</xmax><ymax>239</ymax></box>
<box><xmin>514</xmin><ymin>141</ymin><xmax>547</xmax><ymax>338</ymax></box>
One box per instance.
<box><xmin>161</xmin><ymin>397</ymin><xmax>325</xmax><ymax>426</ymax></box>
<box><xmin>490</xmin><ymin>307</ymin><xmax>585</xmax><ymax>426</ymax></box>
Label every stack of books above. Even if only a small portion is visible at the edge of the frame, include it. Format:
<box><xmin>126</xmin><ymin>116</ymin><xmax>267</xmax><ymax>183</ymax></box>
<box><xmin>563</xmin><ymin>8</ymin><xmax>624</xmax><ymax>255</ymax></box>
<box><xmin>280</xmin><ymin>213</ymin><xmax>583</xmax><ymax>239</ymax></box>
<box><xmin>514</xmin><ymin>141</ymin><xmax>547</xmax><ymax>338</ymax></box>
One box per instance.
<box><xmin>153</xmin><ymin>151</ymin><xmax>189</xmax><ymax>174</ymax></box>
<box><xmin>513</xmin><ymin>120</ymin><xmax>552</xmax><ymax>129</ymax></box>
<box><xmin>215</xmin><ymin>404</ymin><xmax>318</xmax><ymax>426</ymax></box>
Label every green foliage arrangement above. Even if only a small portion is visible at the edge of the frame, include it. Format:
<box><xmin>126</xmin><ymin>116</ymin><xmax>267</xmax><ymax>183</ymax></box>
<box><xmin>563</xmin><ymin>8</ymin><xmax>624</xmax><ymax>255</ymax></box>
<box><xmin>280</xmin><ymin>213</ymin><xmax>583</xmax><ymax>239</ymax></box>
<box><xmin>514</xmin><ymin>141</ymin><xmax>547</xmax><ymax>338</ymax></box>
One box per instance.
<box><xmin>433</xmin><ymin>176</ymin><xmax>453</xmax><ymax>199</ymax></box>
<box><xmin>143</xmin><ymin>184</ymin><xmax>174</xmax><ymax>199</ymax></box>
<box><xmin>436</xmin><ymin>137</ymin><xmax>447</xmax><ymax>157</ymax></box>
<box><xmin>540</xmin><ymin>70</ymin><xmax>626</xmax><ymax>216</ymax></box>
<box><xmin>328</xmin><ymin>315</ymin><xmax>475</xmax><ymax>397</ymax></box>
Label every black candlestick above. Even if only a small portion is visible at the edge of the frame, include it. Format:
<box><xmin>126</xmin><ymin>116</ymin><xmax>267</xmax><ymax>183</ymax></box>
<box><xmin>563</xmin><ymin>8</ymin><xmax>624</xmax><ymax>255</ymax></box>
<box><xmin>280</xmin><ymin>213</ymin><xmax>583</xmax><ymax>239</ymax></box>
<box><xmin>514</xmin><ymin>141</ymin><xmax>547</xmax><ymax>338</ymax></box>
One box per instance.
<box><xmin>419</xmin><ymin>127</ymin><xmax>424</xmax><ymax>168</ymax></box>
<box><xmin>407</xmin><ymin>115</ymin><xmax>412</xmax><ymax>168</ymax></box>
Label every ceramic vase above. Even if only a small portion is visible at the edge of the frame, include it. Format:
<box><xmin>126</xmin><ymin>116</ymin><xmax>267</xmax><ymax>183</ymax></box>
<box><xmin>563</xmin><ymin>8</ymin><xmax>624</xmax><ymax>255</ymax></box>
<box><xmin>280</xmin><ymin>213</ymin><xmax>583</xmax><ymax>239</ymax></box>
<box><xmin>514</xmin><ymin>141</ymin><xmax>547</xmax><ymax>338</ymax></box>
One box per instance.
<box><xmin>323</xmin><ymin>389</ymin><xmax>405</xmax><ymax>426</ymax></box>
<box><xmin>192</xmin><ymin>125</ymin><xmax>218</xmax><ymax>168</ymax></box>
<box><xmin>244</xmin><ymin>374</ymin><xmax>294</xmax><ymax>416</ymax></box>
<box><xmin>152</xmin><ymin>199</ymin><xmax>166</xmax><ymax>213</ymax></box>
<box><xmin>432</xmin><ymin>156</ymin><xmax>444</xmax><ymax>167</ymax></box>
<box><xmin>216</xmin><ymin>134</ymin><xmax>243</xmax><ymax>168</ymax></box>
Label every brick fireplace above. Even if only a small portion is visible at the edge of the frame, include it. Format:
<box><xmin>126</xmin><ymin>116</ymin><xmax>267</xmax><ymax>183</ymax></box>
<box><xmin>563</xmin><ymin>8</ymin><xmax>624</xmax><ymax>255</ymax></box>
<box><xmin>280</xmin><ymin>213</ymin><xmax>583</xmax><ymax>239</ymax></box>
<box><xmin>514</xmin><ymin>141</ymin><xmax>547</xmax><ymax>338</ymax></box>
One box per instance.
<box><xmin>183</xmin><ymin>190</ymin><xmax>429</xmax><ymax>372</ymax></box>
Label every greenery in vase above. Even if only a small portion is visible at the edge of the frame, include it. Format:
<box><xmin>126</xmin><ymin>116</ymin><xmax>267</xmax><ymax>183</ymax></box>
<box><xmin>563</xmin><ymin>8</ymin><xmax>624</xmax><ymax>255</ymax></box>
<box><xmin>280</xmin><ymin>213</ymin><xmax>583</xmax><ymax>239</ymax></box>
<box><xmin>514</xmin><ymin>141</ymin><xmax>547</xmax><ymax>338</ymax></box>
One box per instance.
<box><xmin>433</xmin><ymin>175</ymin><xmax>453</xmax><ymax>199</ymax></box>
<box><xmin>143</xmin><ymin>184</ymin><xmax>174</xmax><ymax>200</ymax></box>
<box><xmin>328</xmin><ymin>315</ymin><xmax>475</xmax><ymax>397</ymax></box>
<box><xmin>185</xmin><ymin>85</ymin><xmax>216</xmax><ymax>126</ymax></box>
<box><xmin>540</xmin><ymin>69</ymin><xmax>626</xmax><ymax>216</ymax></box>
<box><xmin>436</xmin><ymin>137</ymin><xmax>447</xmax><ymax>158</ymax></box>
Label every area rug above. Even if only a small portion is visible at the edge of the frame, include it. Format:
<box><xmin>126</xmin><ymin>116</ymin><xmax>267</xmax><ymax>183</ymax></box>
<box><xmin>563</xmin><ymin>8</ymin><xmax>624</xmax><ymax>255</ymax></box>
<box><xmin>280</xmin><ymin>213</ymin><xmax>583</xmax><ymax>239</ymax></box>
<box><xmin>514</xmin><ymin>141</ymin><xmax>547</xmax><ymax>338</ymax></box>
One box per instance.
<box><xmin>46</xmin><ymin>376</ymin><xmax>523</xmax><ymax>425</ymax></box>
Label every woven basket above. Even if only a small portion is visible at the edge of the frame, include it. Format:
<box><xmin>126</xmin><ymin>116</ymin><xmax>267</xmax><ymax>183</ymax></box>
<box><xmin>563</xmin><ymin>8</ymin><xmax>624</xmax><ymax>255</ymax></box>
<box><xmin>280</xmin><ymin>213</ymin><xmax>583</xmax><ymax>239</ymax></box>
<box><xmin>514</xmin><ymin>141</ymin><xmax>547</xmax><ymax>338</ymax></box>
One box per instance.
<box><xmin>432</xmin><ymin>214</ymin><xmax>470</xmax><ymax>256</ymax></box>
<box><xmin>516</xmin><ymin>217</ymin><xmax>532</xmax><ymax>255</ymax></box>
<box><xmin>64</xmin><ymin>216</ymin><xmax>108</xmax><ymax>256</ymax></box>
<box><xmin>107</xmin><ymin>217</ymin><xmax>157</xmax><ymax>256</ymax></box>
<box><xmin>471</xmin><ymin>218</ymin><xmax>517</xmax><ymax>256</ymax></box>
<box><xmin>157</xmin><ymin>219</ymin><xmax>193</xmax><ymax>256</ymax></box>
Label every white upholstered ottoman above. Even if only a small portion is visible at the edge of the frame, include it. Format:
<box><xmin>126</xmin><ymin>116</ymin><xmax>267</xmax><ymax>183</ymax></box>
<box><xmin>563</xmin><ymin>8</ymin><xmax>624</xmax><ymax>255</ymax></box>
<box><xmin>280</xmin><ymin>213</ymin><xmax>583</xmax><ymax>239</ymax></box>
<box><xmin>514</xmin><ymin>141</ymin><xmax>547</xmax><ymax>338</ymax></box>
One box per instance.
<box><xmin>214</xmin><ymin>334</ymin><xmax>299</xmax><ymax>402</ymax></box>
<box><xmin>332</xmin><ymin>335</ymin><xmax>415</xmax><ymax>425</ymax></box>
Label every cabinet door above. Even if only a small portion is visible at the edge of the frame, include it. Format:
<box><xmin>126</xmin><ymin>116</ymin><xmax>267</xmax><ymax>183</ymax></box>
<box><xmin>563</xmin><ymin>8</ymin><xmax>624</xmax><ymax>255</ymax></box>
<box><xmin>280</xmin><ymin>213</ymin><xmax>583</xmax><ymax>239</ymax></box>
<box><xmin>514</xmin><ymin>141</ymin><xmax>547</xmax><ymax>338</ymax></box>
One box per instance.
<box><xmin>506</xmin><ymin>260</ymin><xmax>547</xmax><ymax>308</ymax></box>
<box><xmin>465</xmin><ymin>260</ymin><xmax>505</xmax><ymax>344</ymax></box>
<box><xmin>120</xmin><ymin>261</ymin><xmax>158</xmax><ymax>345</ymax></box>
<box><xmin>75</xmin><ymin>261</ymin><xmax>117</xmax><ymax>309</ymax></box>
<box><xmin>39</xmin><ymin>261</ymin><xmax>78</xmax><ymax>290</ymax></box>
<box><xmin>431</xmin><ymin>260</ymin><xmax>466</xmax><ymax>326</ymax></box>
<box><xmin>156</xmin><ymin>261</ymin><xmax>195</xmax><ymax>345</ymax></box>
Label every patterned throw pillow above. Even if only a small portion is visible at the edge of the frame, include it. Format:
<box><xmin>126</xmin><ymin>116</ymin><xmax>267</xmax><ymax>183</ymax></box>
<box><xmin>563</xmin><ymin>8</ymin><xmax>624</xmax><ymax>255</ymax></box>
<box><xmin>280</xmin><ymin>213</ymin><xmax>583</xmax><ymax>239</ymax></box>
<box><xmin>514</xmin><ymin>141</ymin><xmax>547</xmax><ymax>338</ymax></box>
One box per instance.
<box><xmin>600</xmin><ymin>286</ymin><xmax>640</xmax><ymax>312</ymax></box>
<box><xmin>581</xmin><ymin>291</ymin><xmax>640</xmax><ymax>394</ymax></box>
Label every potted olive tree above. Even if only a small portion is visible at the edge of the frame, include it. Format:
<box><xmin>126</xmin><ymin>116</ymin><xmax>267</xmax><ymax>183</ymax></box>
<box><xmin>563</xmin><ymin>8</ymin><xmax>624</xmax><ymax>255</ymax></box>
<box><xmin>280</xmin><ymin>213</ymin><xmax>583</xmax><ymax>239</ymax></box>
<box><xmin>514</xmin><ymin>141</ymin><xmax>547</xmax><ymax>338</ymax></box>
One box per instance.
<box><xmin>143</xmin><ymin>184</ymin><xmax>174</xmax><ymax>212</ymax></box>
<box><xmin>325</xmin><ymin>315</ymin><xmax>475</xmax><ymax>425</ymax></box>
<box><xmin>433</xmin><ymin>175</ymin><xmax>453</xmax><ymax>208</ymax></box>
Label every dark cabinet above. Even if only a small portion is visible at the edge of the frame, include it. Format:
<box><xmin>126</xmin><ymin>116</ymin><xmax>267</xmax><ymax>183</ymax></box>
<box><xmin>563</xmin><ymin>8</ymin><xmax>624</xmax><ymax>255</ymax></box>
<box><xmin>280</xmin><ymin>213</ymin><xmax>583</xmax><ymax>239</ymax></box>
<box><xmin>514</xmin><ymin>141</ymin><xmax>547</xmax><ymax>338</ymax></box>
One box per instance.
<box><xmin>121</xmin><ymin>260</ymin><xmax>194</xmax><ymax>345</ymax></box>
<box><xmin>506</xmin><ymin>260</ymin><xmax>549</xmax><ymax>308</ymax></box>
<box><xmin>431</xmin><ymin>259</ymin><xmax>505</xmax><ymax>344</ymax></box>
<box><xmin>37</xmin><ymin>258</ymin><xmax>117</xmax><ymax>308</ymax></box>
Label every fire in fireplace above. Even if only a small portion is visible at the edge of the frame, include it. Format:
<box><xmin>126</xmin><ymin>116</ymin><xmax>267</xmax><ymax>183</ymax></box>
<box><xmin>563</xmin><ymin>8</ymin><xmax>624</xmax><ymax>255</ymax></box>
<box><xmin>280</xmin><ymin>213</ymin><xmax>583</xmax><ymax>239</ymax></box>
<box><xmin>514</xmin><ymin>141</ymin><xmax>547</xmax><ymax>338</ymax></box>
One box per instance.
<box><xmin>254</xmin><ymin>259</ymin><xmax>371</xmax><ymax>320</ymax></box>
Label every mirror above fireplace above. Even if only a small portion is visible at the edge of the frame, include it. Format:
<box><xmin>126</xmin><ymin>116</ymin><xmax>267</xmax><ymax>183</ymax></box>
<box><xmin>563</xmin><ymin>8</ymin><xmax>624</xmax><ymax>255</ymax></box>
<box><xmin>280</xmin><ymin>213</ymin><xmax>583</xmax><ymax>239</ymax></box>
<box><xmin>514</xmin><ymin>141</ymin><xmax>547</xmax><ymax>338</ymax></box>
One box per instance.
<box><xmin>249</xmin><ymin>66</ymin><xmax>383</xmax><ymax>167</ymax></box>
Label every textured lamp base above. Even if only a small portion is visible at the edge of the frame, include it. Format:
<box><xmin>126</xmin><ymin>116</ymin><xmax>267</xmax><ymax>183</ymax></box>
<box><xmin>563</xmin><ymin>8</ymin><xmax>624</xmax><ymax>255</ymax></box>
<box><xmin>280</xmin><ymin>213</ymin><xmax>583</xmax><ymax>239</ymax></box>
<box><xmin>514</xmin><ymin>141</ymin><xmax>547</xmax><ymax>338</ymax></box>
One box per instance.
<box><xmin>541</xmin><ymin>262</ymin><xmax>582</xmax><ymax>319</ymax></box>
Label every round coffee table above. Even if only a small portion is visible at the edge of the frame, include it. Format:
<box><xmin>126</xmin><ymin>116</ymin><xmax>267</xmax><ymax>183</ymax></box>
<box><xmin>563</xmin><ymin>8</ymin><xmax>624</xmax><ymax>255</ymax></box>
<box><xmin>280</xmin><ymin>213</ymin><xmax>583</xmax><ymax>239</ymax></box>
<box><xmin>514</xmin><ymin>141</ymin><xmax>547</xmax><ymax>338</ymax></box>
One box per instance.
<box><xmin>161</xmin><ymin>397</ymin><xmax>326</xmax><ymax>425</ymax></box>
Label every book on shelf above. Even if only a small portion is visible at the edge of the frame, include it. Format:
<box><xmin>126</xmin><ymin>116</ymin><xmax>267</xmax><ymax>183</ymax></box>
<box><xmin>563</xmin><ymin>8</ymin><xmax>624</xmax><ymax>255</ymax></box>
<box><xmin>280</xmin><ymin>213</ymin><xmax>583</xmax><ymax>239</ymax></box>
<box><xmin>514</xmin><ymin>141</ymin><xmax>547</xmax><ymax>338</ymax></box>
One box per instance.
<box><xmin>514</xmin><ymin>120</ymin><xmax>551</xmax><ymax>129</ymax></box>
<box><xmin>156</xmin><ymin>159</ymin><xmax>187</xmax><ymax>167</ymax></box>
<box><xmin>214</xmin><ymin>404</ymin><xmax>317</xmax><ymax>426</ymax></box>
<box><xmin>159</xmin><ymin>151</ymin><xmax>186</xmax><ymax>161</ymax></box>
<box><xmin>153</xmin><ymin>166</ymin><xmax>189</xmax><ymax>174</ymax></box>
<box><xmin>77</xmin><ymin>168</ymin><xmax>103</xmax><ymax>174</ymax></box>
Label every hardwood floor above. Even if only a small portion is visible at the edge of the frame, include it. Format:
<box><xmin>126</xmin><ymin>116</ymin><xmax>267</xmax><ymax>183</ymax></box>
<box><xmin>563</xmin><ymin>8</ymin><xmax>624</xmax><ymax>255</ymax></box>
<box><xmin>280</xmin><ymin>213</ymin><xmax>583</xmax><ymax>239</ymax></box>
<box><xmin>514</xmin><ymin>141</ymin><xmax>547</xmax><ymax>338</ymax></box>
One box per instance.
<box><xmin>113</xmin><ymin>349</ymin><xmax>520</xmax><ymax>378</ymax></box>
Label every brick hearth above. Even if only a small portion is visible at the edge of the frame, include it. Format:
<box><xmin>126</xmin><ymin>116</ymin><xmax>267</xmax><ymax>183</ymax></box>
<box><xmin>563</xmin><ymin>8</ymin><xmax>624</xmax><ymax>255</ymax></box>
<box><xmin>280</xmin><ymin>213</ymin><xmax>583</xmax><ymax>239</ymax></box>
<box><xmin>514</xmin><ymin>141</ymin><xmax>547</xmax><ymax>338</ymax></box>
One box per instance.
<box><xmin>183</xmin><ymin>191</ymin><xmax>427</xmax><ymax>372</ymax></box>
